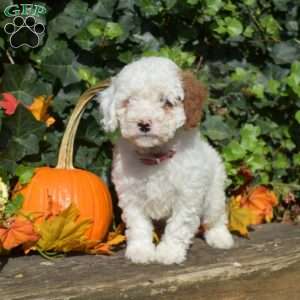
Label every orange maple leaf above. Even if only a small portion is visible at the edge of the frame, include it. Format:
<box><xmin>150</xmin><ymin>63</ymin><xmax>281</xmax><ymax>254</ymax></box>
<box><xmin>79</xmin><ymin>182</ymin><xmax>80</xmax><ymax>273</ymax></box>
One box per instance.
<box><xmin>27</xmin><ymin>96</ymin><xmax>55</xmax><ymax>127</ymax></box>
<box><xmin>240</xmin><ymin>186</ymin><xmax>278</xmax><ymax>224</ymax></box>
<box><xmin>0</xmin><ymin>217</ymin><xmax>40</xmax><ymax>250</ymax></box>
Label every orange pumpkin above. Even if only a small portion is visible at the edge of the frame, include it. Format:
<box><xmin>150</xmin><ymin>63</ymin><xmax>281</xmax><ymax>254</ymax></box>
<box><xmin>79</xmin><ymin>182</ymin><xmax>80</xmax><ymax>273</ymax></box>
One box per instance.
<box><xmin>19</xmin><ymin>81</ymin><xmax>113</xmax><ymax>241</ymax></box>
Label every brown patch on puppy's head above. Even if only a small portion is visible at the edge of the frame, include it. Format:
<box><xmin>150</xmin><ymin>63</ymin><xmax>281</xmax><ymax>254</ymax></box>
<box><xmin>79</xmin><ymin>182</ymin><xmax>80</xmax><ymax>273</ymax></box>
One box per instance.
<box><xmin>181</xmin><ymin>71</ymin><xmax>208</xmax><ymax>129</ymax></box>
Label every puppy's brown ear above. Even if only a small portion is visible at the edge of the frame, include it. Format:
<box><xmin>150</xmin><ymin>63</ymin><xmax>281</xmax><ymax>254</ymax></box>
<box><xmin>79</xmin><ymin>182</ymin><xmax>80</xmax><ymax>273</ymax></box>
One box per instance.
<box><xmin>181</xmin><ymin>71</ymin><xmax>208</xmax><ymax>129</ymax></box>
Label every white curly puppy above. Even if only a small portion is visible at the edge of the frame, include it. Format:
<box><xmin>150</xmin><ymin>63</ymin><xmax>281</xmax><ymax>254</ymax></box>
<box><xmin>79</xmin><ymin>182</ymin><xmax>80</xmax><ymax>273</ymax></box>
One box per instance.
<box><xmin>97</xmin><ymin>57</ymin><xmax>234</xmax><ymax>264</ymax></box>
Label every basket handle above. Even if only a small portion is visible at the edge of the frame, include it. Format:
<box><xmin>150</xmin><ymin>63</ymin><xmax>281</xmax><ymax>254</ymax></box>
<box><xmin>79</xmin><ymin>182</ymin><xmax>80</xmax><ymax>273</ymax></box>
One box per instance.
<box><xmin>56</xmin><ymin>80</ymin><xmax>110</xmax><ymax>169</ymax></box>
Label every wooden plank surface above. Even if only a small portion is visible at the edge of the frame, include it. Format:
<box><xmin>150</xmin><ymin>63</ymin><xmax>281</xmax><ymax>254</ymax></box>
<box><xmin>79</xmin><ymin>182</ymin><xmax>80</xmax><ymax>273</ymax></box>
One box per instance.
<box><xmin>0</xmin><ymin>223</ymin><xmax>300</xmax><ymax>300</ymax></box>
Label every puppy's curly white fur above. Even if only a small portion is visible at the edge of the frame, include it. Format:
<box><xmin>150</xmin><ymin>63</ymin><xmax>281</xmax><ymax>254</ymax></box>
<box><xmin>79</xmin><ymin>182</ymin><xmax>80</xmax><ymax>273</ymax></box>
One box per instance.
<box><xmin>97</xmin><ymin>57</ymin><xmax>234</xmax><ymax>264</ymax></box>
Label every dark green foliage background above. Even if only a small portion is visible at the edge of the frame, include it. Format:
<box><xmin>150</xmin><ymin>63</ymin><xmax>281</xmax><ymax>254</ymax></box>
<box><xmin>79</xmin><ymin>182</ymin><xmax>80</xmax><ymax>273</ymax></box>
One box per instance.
<box><xmin>0</xmin><ymin>0</ymin><xmax>300</xmax><ymax>202</ymax></box>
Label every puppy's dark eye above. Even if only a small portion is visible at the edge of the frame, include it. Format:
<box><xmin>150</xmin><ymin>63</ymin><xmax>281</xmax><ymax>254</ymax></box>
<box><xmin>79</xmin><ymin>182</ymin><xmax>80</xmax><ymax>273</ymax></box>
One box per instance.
<box><xmin>163</xmin><ymin>100</ymin><xmax>174</xmax><ymax>108</ymax></box>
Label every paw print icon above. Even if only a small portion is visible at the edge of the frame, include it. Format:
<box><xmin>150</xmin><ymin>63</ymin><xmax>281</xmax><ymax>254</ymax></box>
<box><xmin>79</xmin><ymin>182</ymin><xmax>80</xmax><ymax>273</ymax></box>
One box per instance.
<box><xmin>4</xmin><ymin>16</ymin><xmax>45</xmax><ymax>48</ymax></box>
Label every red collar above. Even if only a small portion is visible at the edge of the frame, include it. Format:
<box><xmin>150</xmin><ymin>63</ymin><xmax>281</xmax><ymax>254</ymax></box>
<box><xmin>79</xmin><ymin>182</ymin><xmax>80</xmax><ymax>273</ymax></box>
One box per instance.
<box><xmin>138</xmin><ymin>149</ymin><xmax>176</xmax><ymax>166</ymax></box>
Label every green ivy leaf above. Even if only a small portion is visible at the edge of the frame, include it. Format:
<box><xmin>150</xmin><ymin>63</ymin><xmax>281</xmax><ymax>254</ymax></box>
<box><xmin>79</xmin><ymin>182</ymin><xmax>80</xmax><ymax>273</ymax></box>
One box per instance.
<box><xmin>231</xmin><ymin>67</ymin><xmax>248</xmax><ymax>81</ymax></box>
<box><xmin>244</xmin><ymin>0</ymin><xmax>256</xmax><ymax>6</ymax></box>
<box><xmin>295</xmin><ymin>111</ymin><xmax>300</xmax><ymax>124</ymax></box>
<box><xmin>273</xmin><ymin>153</ymin><xmax>290</xmax><ymax>169</ymax></box>
<box><xmin>87</xmin><ymin>20</ymin><xmax>105</xmax><ymax>37</ymax></box>
<box><xmin>240</xmin><ymin>124</ymin><xmax>261</xmax><ymax>151</ymax></box>
<box><xmin>164</xmin><ymin>0</ymin><xmax>177</xmax><ymax>9</ymax></box>
<box><xmin>243</xmin><ymin>25</ymin><xmax>254</xmax><ymax>38</ymax></box>
<box><xmin>282</xmin><ymin>139</ymin><xmax>296</xmax><ymax>151</ymax></box>
<box><xmin>77</xmin><ymin>67</ymin><xmax>98</xmax><ymax>85</ymax></box>
<box><xmin>42</xmin><ymin>49</ymin><xmax>79</xmax><ymax>86</ymax></box>
<box><xmin>144</xmin><ymin>47</ymin><xmax>195</xmax><ymax>68</ymax></box>
<box><xmin>74</xmin><ymin>30</ymin><xmax>97</xmax><ymax>50</ymax></box>
<box><xmin>259</xmin><ymin>172</ymin><xmax>270</xmax><ymax>185</ymax></box>
<box><xmin>30</xmin><ymin>34</ymin><xmax>69</xmax><ymax>65</ymax></box>
<box><xmin>4</xmin><ymin>194</ymin><xmax>24</xmax><ymax>218</ymax></box>
<box><xmin>250</xmin><ymin>83</ymin><xmax>265</xmax><ymax>99</ymax></box>
<box><xmin>204</xmin><ymin>0</ymin><xmax>223</xmax><ymax>15</ymax></box>
<box><xmin>225</xmin><ymin>17</ymin><xmax>243</xmax><ymax>37</ymax></box>
<box><xmin>187</xmin><ymin>0</ymin><xmax>200</xmax><ymax>5</ymax></box>
<box><xmin>267</xmin><ymin>79</ymin><xmax>280</xmax><ymax>94</ymax></box>
<box><xmin>246</xmin><ymin>153</ymin><xmax>268</xmax><ymax>172</ymax></box>
<box><xmin>0</xmin><ymin>105</ymin><xmax>46</xmax><ymax>166</ymax></box>
<box><xmin>104</xmin><ymin>22</ymin><xmax>124</xmax><ymax>40</ymax></box>
<box><xmin>49</xmin><ymin>0</ymin><xmax>92</xmax><ymax>38</ymax></box>
<box><xmin>93</xmin><ymin>0</ymin><xmax>118</xmax><ymax>18</ymax></box>
<box><xmin>2</xmin><ymin>65</ymin><xmax>51</xmax><ymax>104</ymax></box>
<box><xmin>117</xmin><ymin>0</ymin><xmax>136</xmax><ymax>10</ymax></box>
<box><xmin>15</xmin><ymin>165</ymin><xmax>35</xmax><ymax>185</ymax></box>
<box><xmin>75</xmin><ymin>146</ymin><xmax>99</xmax><ymax>169</ymax></box>
<box><xmin>223</xmin><ymin>140</ymin><xmax>246</xmax><ymax>161</ymax></box>
<box><xmin>271</xmin><ymin>41</ymin><xmax>300</xmax><ymax>65</ymax></box>
<box><xmin>260</xmin><ymin>15</ymin><xmax>281</xmax><ymax>37</ymax></box>
<box><xmin>285</xmin><ymin>61</ymin><xmax>300</xmax><ymax>96</ymax></box>
<box><xmin>137</xmin><ymin>0</ymin><xmax>163</xmax><ymax>16</ymax></box>
<box><xmin>202</xmin><ymin>115</ymin><xmax>233</xmax><ymax>141</ymax></box>
<box><xmin>293</xmin><ymin>153</ymin><xmax>300</xmax><ymax>166</ymax></box>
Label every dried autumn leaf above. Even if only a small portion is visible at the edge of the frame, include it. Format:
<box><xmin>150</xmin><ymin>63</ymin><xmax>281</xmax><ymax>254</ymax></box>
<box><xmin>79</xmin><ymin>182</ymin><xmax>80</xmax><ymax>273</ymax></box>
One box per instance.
<box><xmin>239</xmin><ymin>166</ymin><xmax>253</xmax><ymax>182</ymax></box>
<box><xmin>0</xmin><ymin>93</ymin><xmax>19</xmax><ymax>115</ymax></box>
<box><xmin>241</xmin><ymin>186</ymin><xmax>278</xmax><ymax>224</ymax></box>
<box><xmin>85</xmin><ymin>224</ymin><xmax>126</xmax><ymax>255</ymax></box>
<box><xmin>107</xmin><ymin>233</ymin><xmax>125</xmax><ymax>246</ymax></box>
<box><xmin>106</xmin><ymin>223</ymin><xmax>125</xmax><ymax>246</ymax></box>
<box><xmin>228</xmin><ymin>196</ymin><xmax>257</xmax><ymax>237</ymax></box>
<box><xmin>0</xmin><ymin>217</ymin><xmax>39</xmax><ymax>250</ymax></box>
<box><xmin>27</xmin><ymin>96</ymin><xmax>55</xmax><ymax>127</ymax></box>
<box><xmin>86</xmin><ymin>236</ymin><xmax>125</xmax><ymax>255</ymax></box>
<box><xmin>36</xmin><ymin>203</ymin><xmax>92</xmax><ymax>253</ymax></box>
<box><xmin>88</xmin><ymin>242</ymin><xmax>112</xmax><ymax>255</ymax></box>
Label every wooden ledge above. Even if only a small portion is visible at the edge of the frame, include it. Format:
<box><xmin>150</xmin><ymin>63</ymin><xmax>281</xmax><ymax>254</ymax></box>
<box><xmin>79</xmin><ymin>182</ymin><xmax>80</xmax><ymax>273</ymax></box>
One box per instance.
<box><xmin>1</xmin><ymin>223</ymin><xmax>300</xmax><ymax>300</ymax></box>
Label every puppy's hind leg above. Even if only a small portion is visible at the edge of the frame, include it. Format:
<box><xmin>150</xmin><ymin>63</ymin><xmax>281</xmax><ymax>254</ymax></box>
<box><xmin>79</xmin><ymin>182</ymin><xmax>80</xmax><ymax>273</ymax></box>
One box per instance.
<box><xmin>203</xmin><ymin>166</ymin><xmax>234</xmax><ymax>250</ymax></box>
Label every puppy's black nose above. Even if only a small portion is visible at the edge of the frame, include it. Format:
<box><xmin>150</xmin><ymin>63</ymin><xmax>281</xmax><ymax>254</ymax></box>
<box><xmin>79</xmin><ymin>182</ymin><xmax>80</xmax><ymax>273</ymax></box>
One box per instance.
<box><xmin>137</xmin><ymin>121</ymin><xmax>151</xmax><ymax>133</ymax></box>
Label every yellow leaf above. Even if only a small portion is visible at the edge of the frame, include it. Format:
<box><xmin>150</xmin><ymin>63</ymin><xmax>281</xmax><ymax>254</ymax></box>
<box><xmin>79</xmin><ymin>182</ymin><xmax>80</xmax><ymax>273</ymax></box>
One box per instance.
<box><xmin>107</xmin><ymin>223</ymin><xmax>124</xmax><ymax>240</ymax></box>
<box><xmin>107</xmin><ymin>234</ymin><xmax>125</xmax><ymax>246</ymax></box>
<box><xmin>106</xmin><ymin>223</ymin><xmax>125</xmax><ymax>246</ymax></box>
<box><xmin>228</xmin><ymin>196</ymin><xmax>257</xmax><ymax>237</ymax></box>
<box><xmin>27</xmin><ymin>96</ymin><xmax>55</xmax><ymax>127</ymax></box>
<box><xmin>36</xmin><ymin>203</ymin><xmax>92</xmax><ymax>252</ymax></box>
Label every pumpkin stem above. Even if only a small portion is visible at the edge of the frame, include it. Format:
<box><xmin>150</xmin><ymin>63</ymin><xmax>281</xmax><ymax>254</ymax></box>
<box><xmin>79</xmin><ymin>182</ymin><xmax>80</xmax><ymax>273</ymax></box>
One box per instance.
<box><xmin>56</xmin><ymin>80</ymin><xmax>110</xmax><ymax>169</ymax></box>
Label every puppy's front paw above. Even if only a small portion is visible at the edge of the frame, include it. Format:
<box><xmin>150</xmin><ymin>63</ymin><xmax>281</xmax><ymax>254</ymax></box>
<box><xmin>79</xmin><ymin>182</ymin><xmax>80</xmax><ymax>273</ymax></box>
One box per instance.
<box><xmin>205</xmin><ymin>225</ymin><xmax>234</xmax><ymax>249</ymax></box>
<box><xmin>156</xmin><ymin>241</ymin><xmax>187</xmax><ymax>265</ymax></box>
<box><xmin>125</xmin><ymin>242</ymin><xmax>156</xmax><ymax>264</ymax></box>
